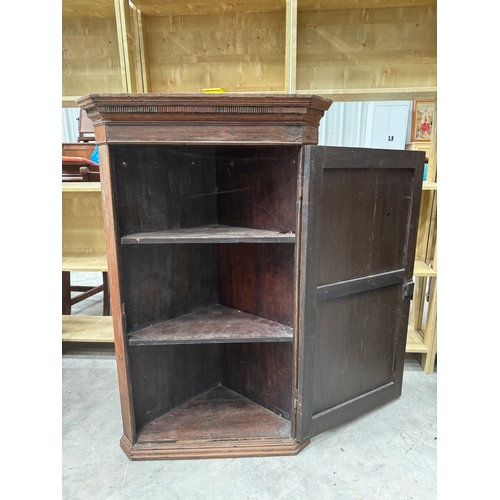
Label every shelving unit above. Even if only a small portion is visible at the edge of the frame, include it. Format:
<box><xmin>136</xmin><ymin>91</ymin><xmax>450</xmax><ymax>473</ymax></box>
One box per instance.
<box><xmin>405</xmin><ymin>114</ymin><xmax>437</xmax><ymax>373</ymax></box>
<box><xmin>62</xmin><ymin>182</ymin><xmax>113</xmax><ymax>341</ymax></box>
<box><xmin>78</xmin><ymin>93</ymin><xmax>424</xmax><ymax>459</ymax></box>
<box><xmin>62</xmin><ymin>0</ymin><xmax>437</xmax><ymax>106</ymax></box>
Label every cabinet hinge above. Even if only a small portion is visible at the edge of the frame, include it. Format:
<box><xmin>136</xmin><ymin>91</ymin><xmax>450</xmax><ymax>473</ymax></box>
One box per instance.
<box><xmin>403</xmin><ymin>281</ymin><xmax>414</xmax><ymax>298</ymax></box>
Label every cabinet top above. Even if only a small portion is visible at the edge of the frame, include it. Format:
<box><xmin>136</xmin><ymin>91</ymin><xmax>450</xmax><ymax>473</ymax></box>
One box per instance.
<box><xmin>76</xmin><ymin>93</ymin><xmax>333</xmax><ymax>146</ymax></box>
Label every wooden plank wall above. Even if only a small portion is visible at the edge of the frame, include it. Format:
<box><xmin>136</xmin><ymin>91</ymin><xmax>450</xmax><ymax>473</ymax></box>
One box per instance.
<box><xmin>62</xmin><ymin>0</ymin><xmax>437</xmax><ymax>101</ymax></box>
<box><xmin>62</xmin><ymin>17</ymin><xmax>123</xmax><ymax>98</ymax></box>
<box><xmin>296</xmin><ymin>4</ymin><xmax>437</xmax><ymax>96</ymax></box>
<box><xmin>144</xmin><ymin>12</ymin><xmax>286</xmax><ymax>92</ymax></box>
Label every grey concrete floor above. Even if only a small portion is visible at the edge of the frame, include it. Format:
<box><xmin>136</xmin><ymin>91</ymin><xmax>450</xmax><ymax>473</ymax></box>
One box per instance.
<box><xmin>63</xmin><ymin>272</ymin><xmax>437</xmax><ymax>500</ymax></box>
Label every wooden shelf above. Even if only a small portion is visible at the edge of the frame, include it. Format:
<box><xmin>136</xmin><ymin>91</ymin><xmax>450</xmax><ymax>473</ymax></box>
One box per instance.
<box><xmin>422</xmin><ymin>181</ymin><xmax>437</xmax><ymax>191</ymax></box>
<box><xmin>62</xmin><ymin>181</ymin><xmax>101</xmax><ymax>192</ymax></box>
<box><xmin>137</xmin><ymin>385</ymin><xmax>291</xmax><ymax>443</ymax></box>
<box><xmin>62</xmin><ymin>315</ymin><xmax>114</xmax><ymax>343</ymax></box>
<box><xmin>121</xmin><ymin>225</ymin><xmax>296</xmax><ymax>245</ymax></box>
<box><xmin>129</xmin><ymin>305</ymin><xmax>293</xmax><ymax>345</ymax></box>
<box><xmin>406</xmin><ymin>325</ymin><xmax>428</xmax><ymax>354</ymax></box>
<box><xmin>413</xmin><ymin>259</ymin><xmax>437</xmax><ymax>277</ymax></box>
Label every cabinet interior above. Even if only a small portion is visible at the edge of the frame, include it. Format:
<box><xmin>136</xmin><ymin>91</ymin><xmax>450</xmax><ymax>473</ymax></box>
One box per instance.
<box><xmin>111</xmin><ymin>145</ymin><xmax>300</xmax><ymax>440</ymax></box>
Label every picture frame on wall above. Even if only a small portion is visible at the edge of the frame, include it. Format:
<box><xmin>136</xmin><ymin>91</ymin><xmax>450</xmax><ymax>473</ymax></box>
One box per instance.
<box><xmin>411</xmin><ymin>100</ymin><xmax>435</xmax><ymax>142</ymax></box>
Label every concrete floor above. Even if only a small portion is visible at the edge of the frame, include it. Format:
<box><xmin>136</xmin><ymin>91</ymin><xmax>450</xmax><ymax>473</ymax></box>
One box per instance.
<box><xmin>63</xmin><ymin>272</ymin><xmax>437</xmax><ymax>500</ymax></box>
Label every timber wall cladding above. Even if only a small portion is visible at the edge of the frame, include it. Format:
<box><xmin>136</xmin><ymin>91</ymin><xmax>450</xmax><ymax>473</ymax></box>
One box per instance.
<box><xmin>145</xmin><ymin>11</ymin><xmax>286</xmax><ymax>93</ymax></box>
<box><xmin>62</xmin><ymin>0</ymin><xmax>123</xmax><ymax>97</ymax></box>
<box><xmin>296</xmin><ymin>3</ymin><xmax>437</xmax><ymax>93</ymax></box>
<box><xmin>62</xmin><ymin>1</ymin><xmax>437</xmax><ymax>104</ymax></box>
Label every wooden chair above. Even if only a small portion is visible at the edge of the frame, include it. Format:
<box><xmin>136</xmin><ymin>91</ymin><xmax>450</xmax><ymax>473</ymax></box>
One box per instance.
<box><xmin>62</xmin><ymin>182</ymin><xmax>110</xmax><ymax>317</ymax></box>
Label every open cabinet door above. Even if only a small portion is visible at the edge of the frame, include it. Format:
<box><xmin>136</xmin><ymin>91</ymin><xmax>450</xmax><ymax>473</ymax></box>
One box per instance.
<box><xmin>296</xmin><ymin>146</ymin><xmax>424</xmax><ymax>440</ymax></box>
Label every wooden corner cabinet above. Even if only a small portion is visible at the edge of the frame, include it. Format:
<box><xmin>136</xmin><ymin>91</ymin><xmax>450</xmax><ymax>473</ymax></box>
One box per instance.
<box><xmin>77</xmin><ymin>93</ymin><xmax>424</xmax><ymax>460</ymax></box>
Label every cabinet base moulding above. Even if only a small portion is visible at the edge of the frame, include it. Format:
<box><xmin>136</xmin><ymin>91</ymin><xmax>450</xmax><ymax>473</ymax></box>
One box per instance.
<box><xmin>120</xmin><ymin>434</ymin><xmax>309</xmax><ymax>460</ymax></box>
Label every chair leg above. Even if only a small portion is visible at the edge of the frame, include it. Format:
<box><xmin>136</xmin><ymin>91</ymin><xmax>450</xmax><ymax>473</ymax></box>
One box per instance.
<box><xmin>62</xmin><ymin>271</ymin><xmax>72</xmax><ymax>315</ymax></box>
<box><xmin>102</xmin><ymin>271</ymin><xmax>111</xmax><ymax>316</ymax></box>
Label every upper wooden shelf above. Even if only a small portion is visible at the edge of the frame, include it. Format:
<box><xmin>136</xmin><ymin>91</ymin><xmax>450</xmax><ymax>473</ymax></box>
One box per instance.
<box><xmin>128</xmin><ymin>305</ymin><xmax>294</xmax><ymax>345</ymax></box>
<box><xmin>422</xmin><ymin>181</ymin><xmax>437</xmax><ymax>191</ymax></box>
<box><xmin>121</xmin><ymin>225</ymin><xmax>296</xmax><ymax>244</ymax></box>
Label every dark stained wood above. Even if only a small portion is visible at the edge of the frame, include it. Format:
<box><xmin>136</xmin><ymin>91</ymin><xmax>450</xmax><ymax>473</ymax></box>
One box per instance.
<box><xmin>297</xmin><ymin>145</ymin><xmax>424</xmax><ymax>440</ymax></box>
<box><xmin>216</xmin><ymin>146</ymin><xmax>299</xmax><ymax>233</ymax></box>
<box><xmin>121</xmin><ymin>225</ymin><xmax>296</xmax><ymax>244</ymax></box>
<box><xmin>317</xmin><ymin>269</ymin><xmax>405</xmax><ymax>302</ymax></box>
<box><xmin>121</xmin><ymin>434</ymin><xmax>309</xmax><ymax>460</ymax></box>
<box><xmin>137</xmin><ymin>386</ymin><xmax>291</xmax><ymax>442</ymax></box>
<box><xmin>97</xmin><ymin>142</ymin><xmax>138</xmax><ymax>444</ymax></box>
<box><xmin>312</xmin><ymin>285</ymin><xmax>402</xmax><ymax>415</ymax></box>
<box><xmin>76</xmin><ymin>93</ymin><xmax>332</xmax><ymax>146</ymax></box>
<box><xmin>121</xmin><ymin>244</ymin><xmax>219</xmax><ymax>333</ymax></box>
<box><xmin>218</xmin><ymin>243</ymin><xmax>296</xmax><ymax>327</ymax></box>
<box><xmin>317</xmin><ymin>164</ymin><xmax>414</xmax><ymax>286</ymax></box>
<box><xmin>130</xmin><ymin>345</ymin><xmax>220</xmax><ymax>430</ymax></box>
<box><xmin>221</xmin><ymin>342</ymin><xmax>294</xmax><ymax>420</ymax></box>
<box><xmin>129</xmin><ymin>305</ymin><xmax>293</xmax><ymax>345</ymax></box>
<box><xmin>76</xmin><ymin>94</ymin><xmax>424</xmax><ymax>461</ymax></box>
<box><xmin>113</xmin><ymin>145</ymin><xmax>217</xmax><ymax>236</ymax></box>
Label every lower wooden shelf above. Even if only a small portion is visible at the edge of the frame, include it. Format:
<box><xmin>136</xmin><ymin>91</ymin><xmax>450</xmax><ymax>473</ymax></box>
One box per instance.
<box><xmin>122</xmin><ymin>385</ymin><xmax>306</xmax><ymax>460</ymax></box>
<box><xmin>62</xmin><ymin>315</ymin><xmax>114</xmax><ymax>342</ymax></box>
<box><xmin>406</xmin><ymin>325</ymin><xmax>428</xmax><ymax>354</ymax></box>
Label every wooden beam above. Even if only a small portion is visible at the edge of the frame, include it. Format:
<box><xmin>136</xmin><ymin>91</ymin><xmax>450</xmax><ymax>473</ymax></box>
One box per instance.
<box><xmin>285</xmin><ymin>0</ymin><xmax>297</xmax><ymax>93</ymax></box>
<box><xmin>114</xmin><ymin>0</ymin><xmax>137</xmax><ymax>92</ymax></box>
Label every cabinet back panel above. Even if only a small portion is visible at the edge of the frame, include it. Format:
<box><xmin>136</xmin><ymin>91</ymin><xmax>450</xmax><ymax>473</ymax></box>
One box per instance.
<box><xmin>121</xmin><ymin>244</ymin><xmax>219</xmax><ymax>332</ymax></box>
<box><xmin>112</xmin><ymin>146</ymin><xmax>218</xmax><ymax>235</ymax></box>
<box><xmin>130</xmin><ymin>344</ymin><xmax>221</xmax><ymax>430</ymax></box>
<box><xmin>218</xmin><ymin>243</ymin><xmax>295</xmax><ymax>327</ymax></box>
<box><xmin>216</xmin><ymin>146</ymin><xmax>299</xmax><ymax>233</ymax></box>
<box><xmin>220</xmin><ymin>342</ymin><xmax>293</xmax><ymax>421</ymax></box>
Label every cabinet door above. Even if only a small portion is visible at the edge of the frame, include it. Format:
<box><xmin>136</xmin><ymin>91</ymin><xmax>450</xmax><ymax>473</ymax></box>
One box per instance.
<box><xmin>296</xmin><ymin>146</ymin><xmax>424</xmax><ymax>440</ymax></box>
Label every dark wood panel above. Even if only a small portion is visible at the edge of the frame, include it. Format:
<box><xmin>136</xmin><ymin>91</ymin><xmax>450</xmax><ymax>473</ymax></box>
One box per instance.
<box><xmin>130</xmin><ymin>344</ymin><xmax>221</xmax><ymax>430</ymax></box>
<box><xmin>220</xmin><ymin>343</ymin><xmax>294</xmax><ymax>420</ymax></box>
<box><xmin>216</xmin><ymin>146</ymin><xmax>300</xmax><ymax>233</ymax></box>
<box><xmin>121</xmin><ymin>244</ymin><xmax>219</xmax><ymax>332</ymax></box>
<box><xmin>218</xmin><ymin>243</ymin><xmax>296</xmax><ymax>326</ymax></box>
<box><xmin>129</xmin><ymin>305</ymin><xmax>293</xmax><ymax>345</ymax></box>
<box><xmin>137</xmin><ymin>385</ymin><xmax>291</xmax><ymax>442</ymax></box>
<box><xmin>112</xmin><ymin>145</ymin><xmax>218</xmax><ymax>236</ymax></box>
<box><xmin>121</xmin><ymin>225</ymin><xmax>296</xmax><ymax>244</ymax></box>
<box><xmin>317</xmin><ymin>167</ymin><xmax>413</xmax><ymax>285</ymax></box>
<box><xmin>312</xmin><ymin>285</ymin><xmax>401</xmax><ymax>415</ymax></box>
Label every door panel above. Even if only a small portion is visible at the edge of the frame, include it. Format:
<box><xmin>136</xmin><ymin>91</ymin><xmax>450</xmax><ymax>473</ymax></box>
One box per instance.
<box><xmin>296</xmin><ymin>146</ymin><xmax>424</xmax><ymax>440</ymax></box>
<box><xmin>317</xmin><ymin>168</ymin><xmax>413</xmax><ymax>284</ymax></box>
